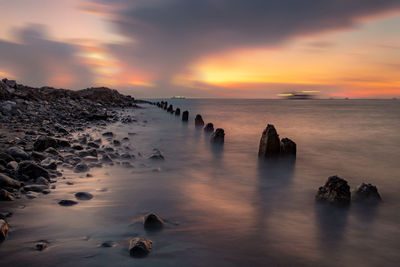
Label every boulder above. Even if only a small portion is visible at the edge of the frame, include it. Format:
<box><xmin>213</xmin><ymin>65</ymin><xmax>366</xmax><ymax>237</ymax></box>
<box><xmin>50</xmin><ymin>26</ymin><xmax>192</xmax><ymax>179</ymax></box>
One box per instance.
<box><xmin>258</xmin><ymin>124</ymin><xmax>280</xmax><ymax>158</ymax></box>
<box><xmin>182</xmin><ymin>111</ymin><xmax>189</xmax><ymax>121</ymax></box>
<box><xmin>316</xmin><ymin>176</ymin><xmax>351</xmax><ymax>206</ymax></box>
<box><xmin>33</xmin><ymin>136</ymin><xmax>58</xmax><ymax>152</ymax></box>
<box><xmin>204</xmin><ymin>123</ymin><xmax>214</xmax><ymax>133</ymax></box>
<box><xmin>0</xmin><ymin>219</ymin><xmax>8</xmax><ymax>241</ymax></box>
<box><xmin>144</xmin><ymin>213</ymin><xmax>165</xmax><ymax>230</ymax></box>
<box><xmin>280</xmin><ymin>138</ymin><xmax>296</xmax><ymax>157</ymax></box>
<box><xmin>0</xmin><ymin>189</ymin><xmax>14</xmax><ymax>201</ymax></box>
<box><xmin>6</xmin><ymin>147</ymin><xmax>29</xmax><ymax>161</ymax></box>
<box><xmin>210</xmin><ymin>128</ymin><xmax>225</xmax><ymax>144</ymax></box>
<box><xmin>175</xmin><ymin>108</ymin><xmax>181</xmax><ymax>116</ymax></box>
<box><xmin>17</xmin><ymin>161</ymin><xmax>50</xmax><ymax>180</ymax></box>
<box><xmin>75</xmin><ymin>192</ymin><xmax>93</xmax><ymax>200</ymax></box>
<box><xmin>353</xmin><ymin>183</ymin><xmax>382</xmax><ymax>203</ymax></box>
<box><xmin>195</xmin><ymin>114</ymin><xmax>205</xmax><ymax>127</ymax></box>
<box><xmin>129</xmin><ymin>237</ymin><xmax>152</xmax><ymax>258</ymax></box>
<box><xmin>0</xmin><ymin>173</ymin><xmax>22</xmax><ymax>188</ymax></box>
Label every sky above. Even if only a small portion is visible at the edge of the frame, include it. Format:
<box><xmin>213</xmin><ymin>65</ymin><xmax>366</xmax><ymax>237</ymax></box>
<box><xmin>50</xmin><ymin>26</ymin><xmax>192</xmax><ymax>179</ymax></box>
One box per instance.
<box><xmin>0</xmin><ymin>0</ymin><xmax>399</xmax><ymax>98</ymax></box>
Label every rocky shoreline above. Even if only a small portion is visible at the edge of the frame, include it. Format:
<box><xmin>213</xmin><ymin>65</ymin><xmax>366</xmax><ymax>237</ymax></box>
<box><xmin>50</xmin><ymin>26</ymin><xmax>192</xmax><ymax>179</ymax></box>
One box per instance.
<box><xmin>0</xmin><ymin>78</ymin><xmax>151</xmax><ymax>242</ymax></box>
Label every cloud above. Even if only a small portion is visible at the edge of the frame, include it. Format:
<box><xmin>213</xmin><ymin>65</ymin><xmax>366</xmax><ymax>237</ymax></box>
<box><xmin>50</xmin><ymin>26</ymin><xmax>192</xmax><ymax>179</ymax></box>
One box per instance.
<box><xmin>96</xmin><ymin>0</ymin><xmax>400</xmax><ymax>83</ymax></box>
<box><xmin>0</xmin><ymin>24</ymin><xmax>93</xmax><ymax>89</ymax></box>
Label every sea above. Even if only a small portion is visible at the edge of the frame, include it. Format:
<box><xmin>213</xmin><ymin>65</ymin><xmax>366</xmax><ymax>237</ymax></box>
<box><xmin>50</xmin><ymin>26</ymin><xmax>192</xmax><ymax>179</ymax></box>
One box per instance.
<box><xmin>0</xmin><ymin>99</ymin><xmax>399</xmax><ymax>266</ymax></box>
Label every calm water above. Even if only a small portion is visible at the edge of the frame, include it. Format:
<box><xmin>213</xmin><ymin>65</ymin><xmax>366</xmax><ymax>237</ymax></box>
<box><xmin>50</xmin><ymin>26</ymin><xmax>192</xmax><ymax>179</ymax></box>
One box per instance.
<box><xmin>1</xmin><ymin>99</ymin><xmax>400</xmax><ymax>266</ymax></box>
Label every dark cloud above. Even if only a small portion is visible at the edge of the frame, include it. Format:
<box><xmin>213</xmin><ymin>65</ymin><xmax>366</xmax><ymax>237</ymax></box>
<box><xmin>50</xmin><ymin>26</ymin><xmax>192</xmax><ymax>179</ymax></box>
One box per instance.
<box><xmin>98</xmin><ymin>0</ymin><xmax>400</xmax><ymax>82</ymax></box>
<box><xmin>0</xmin><ymin>24</ymin><xmax>93</xmax><ymax>89</ymax></box>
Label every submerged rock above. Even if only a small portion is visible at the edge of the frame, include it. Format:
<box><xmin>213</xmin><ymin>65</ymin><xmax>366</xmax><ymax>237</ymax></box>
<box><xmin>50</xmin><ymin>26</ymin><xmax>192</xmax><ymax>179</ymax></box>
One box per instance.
<box><xmin>175</xmin><ymin>108</ymin><xmax>181</xmax><ymax>116</ymax></box>
<box><xmin>18</xmin><ymin>161</ymin><xmax>50</xmax><ymax>180</ymax></box>
<box><xmin>195</xmin><ymin>114</ymin><xmax>205</xmax><ymax>127</ymax></box>
<box><xmin>210</xmin><ymin>128</ymin><xmax>225</xmax><ymax>144</ymax></box>
<box><xmin>129</xmin><ymin>237</ymin><xmax>152</xmax><ymax>258</ymax></box>
<box><xmin>144</xmin><ymin>213</ymin><xmax>165</xmax><ymax>230</ymax></box>
<box><xmin>258</xmin><ymin>124</ymin><xmax>280</xmax><ymax>158</ymax></box>
<box><xmin>35</xmin><ymin>241</ymin><xmax>48</xmax><ymax>251</ymax></box>
<box><xmin>316</xmin><ymin>176</ymin><xmax>351</xmax><ymax>206</ymax></box>
<box><xmin>148</xmin><ymin>149</ymin><xmax>165</xmax><ymax>160</ymax></box>
<box><xmin>58</xmin><ymin>200</ymin><xmax>78</xmax><ymax>206</ymax></box>
<box><xmin>75</xmin><ymin>192</ymin><xmax>93</xmax><ymax>200</ymax></box>
<box><xmin>353</xmin><ymin>183</ymin><xmax>382</xmax><ymax>203</ymax></box>
<box><xmin>0</xmin><ymin>219</ymin><xmax>8</xmax><ymax>241</ymax></box>
<box><xmin>204</xmin><ymin>123</ymin><xmax>214</xmax><ymax>133</ymax></box>
<box><xmin>182</xmin><ymin>111</ymin><xmax>189</xmax><ymax>121</ymax></box>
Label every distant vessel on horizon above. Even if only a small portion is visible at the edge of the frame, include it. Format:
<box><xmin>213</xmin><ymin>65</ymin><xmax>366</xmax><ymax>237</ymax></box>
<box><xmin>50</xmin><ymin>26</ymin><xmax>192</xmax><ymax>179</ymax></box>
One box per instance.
<box><xmin>278</xmin><ymin>91</ymin><xmax>317</xmax><ymax>100</ymax></box>
<box><xmin>171</xmin><ymin>96</ymin><xmax>186</xmax><ymax>99</ymax></box>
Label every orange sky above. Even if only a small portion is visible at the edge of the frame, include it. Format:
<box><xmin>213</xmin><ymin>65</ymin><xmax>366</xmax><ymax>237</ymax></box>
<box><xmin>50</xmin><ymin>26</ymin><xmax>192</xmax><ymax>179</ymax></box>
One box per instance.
<box><xmin>0</xmin><ymin>0</ymin><xmax>399</xmax><ymax>98</ymax></box>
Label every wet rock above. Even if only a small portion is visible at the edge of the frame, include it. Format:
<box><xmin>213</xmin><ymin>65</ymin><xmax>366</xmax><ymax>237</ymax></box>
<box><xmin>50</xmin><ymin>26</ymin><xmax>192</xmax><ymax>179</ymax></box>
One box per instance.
<box><xmin>102</xmin><ymin>132</ymin><xmax>114</xmax><ymax>137</ymax></box>
<box><xmin>122</xmin><ymin>162</ymin><xmax>133</xmax><ymax>168</ymax></box>
<box><xmin>36</xmin><ymin>177</ymin><xmax>50</xmax><ymax>187</ymax></box>
<box><xmin>195</xmin><ymin>114</ymin><xmax>205</xmax><ymax>127</ymax></box>
<box><xmin>353</xmin><ymin>183</ymin><xmax>382</xmax><ymax>203</ymax></box>
<box><xmin>167</xmin><ymin>104</ymin><xmax>173</xmax><ymax>113</ymax></box>
<box><xmin>18</xmin><ymin>161</ymin><xmax>50</xmax><ymax>180</ymax></box>
<box><xmin>144</xmin><ymin>213</ymin><xmax>165</xmax><ymax>230</ymax></box>
<box><xmin>101</xmin><ymin>154</ymin><xmax>113</xmax><ymax>162</ymax></box>
<box><xmin>58</xmin><ymin>200</ymin><xmax>78</xmax><ymax>206</ymax></box>
<box><xmin>182</xmin><ymin>111</ymin><xmax>189</xmax><ymax>121</ymax></box>
<box><xmin>258</xmin><ymin>124</ymin><xmax>280</xmax><ymax>158</ymax></box>
<box><xmin>31</xmin><ymin>151</ymin><xmax>46</xmax><ymax>161</ymax></box>
<box><xmin>44</xmin><ymin>147</ymin><xmax>59</xmax><ymax>155</ymax></box>
<box><xmin>129</xmin><ymin>237</ymin><xmax>152</xmax><ymax>258</ymax></box>
<box><xmin>0</xmin><ymin>152</ymin><xmax>15</xmax><ymax>163</ymax></box>
<box><xmin>75</xmin><ymin>192</ymin><xmax>93</xmax><ymax>200</ymax></box>
<box><xmin>210</xmin><ymin>128</ymin><xmax>225</xmax><ymax>144</ymax></box>
<box><xmin>280</xmin><ymin>138</ymin><xmax>296</xmax><ymax>157</ymax></box>
<box><xmin>33</xmin><ymin>136</ymin><xmax>58</xmax><ymax>152</ymax></box>
<box><xmin>175</xmin><ymin>108</ymin><xmax>180</xmax><ymax>116</ymax></box>
<box><xmin>40</xmin><ymin>158</ymin><xmax>57</xmax><ymax>170</ymax></box>
<box><xmin>0</xmin><ymin>173</ymin><xmax>22</xmax><ymax>188</ymax></box>
<box><xmin>35</xmin><ymin>241</ymin><xmax>48</xmax><ymax>251</ymax></box>
<box><xmin>24</xmin><ymin>184</ymin><xmax>48</xmax><ymax>193</ymax></box>
<box><xmin>74</xmin><ymin>163</ymin><xmax>89</xmax><ymax>173</ymax></box>
<box><xmin>316</xmin><ymin>176</ymin><xmax>351</xmax><ymax>206</ymax></box>
<box><xmin>0</xmin><ymin>189</ymin><xmax>14</xmax><ymax>201</ymax></box>
<box><xmin>72</xmin><ymin>145</ymin><xmax>84</xmax><ymax>150</ymax></box>
<box><xmin>100</xmin><ymin>241</ymin><xmax>117</xmax><ymax>248</ymax></box>
<box><xmin>6</xmin><ymin>161</ymin><xmax>18</xmax><ymax>170</ymax></box>
<box><xmin>54</xmin><ymin>123</ymin><xmax>68</xmax><ymax>134</ymax></box>
<box><xmin>0</xmin><ymin>219</ymin><xmax>8</xmax><ymax>241</ymax></box>
<box><xmin>148</xmin><ymin>149</ymin><xmax>165</xmax><ymax>160</ymax></box>
<box><xmin>56</xmin><ymin>138</ymin><xmax>71</xmax><ymax>148</ymax></box>
<box><xmin>204</xmin><ymin>123</ymin><xmax>214</xmax><ymax>133</ymax></box>
<box><xmin>113</xmin><ymin>140</ymin><xmax>121</xmax><ymax>146</ymax></box>
<box><xmin>87</xmin><ymin>142</ymin><xmax>99</xmax><ymax>148</ymax></box>
<box><xmin>6</xmin><ymin>146</ymin><xmax>29</xmax><ymax>161</ymax></box>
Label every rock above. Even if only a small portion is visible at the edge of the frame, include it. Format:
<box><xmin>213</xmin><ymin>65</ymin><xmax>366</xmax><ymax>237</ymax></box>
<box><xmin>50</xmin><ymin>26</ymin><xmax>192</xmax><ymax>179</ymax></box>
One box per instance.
<box><xmin>0</xmin><ymin>173</ymin><xmax>22</xmax><ymax>188</ymax></box>
<box><xmin>175</xmin><ymin>108</ymin><xmax>181</xmax><ymax>116</ymax></box>
<box><xmin>129</xmin><ymin>237</ymin><xmax>152</xmax><ymax>258</ymax></box>
<box><xmin>74</xmin><ymin>163</ymin><xmax>89</xmax><ymax>173</ymax></box>
<box><xmin>316</xmin><ymin>176</ymin><xmax>351</xmax><ymax>206</ymax></box>
<box><xmin>194</xmin><ymin>114</ymin><xmax>205</xmax><ymax>127</ymax></box>
<box><xmin>210</xmin><ymin>128</ymin><xmax>225</xmax><ymax>144</ymax></box>
<box><xmin>148</xmin><ymin>149</ymin><xmax>165</xmax><ymax>160</ymax></box>
<box><xmin>6</xmin><ymin>146</ymin><xmax>29</xmax><ymax>161</ymax></box>
<box><xmin>24</xmin><ymin>184</ymin><xmax>48</xmax><ymax>193</ymax></box>
<box><xmin>280</xmin><ymin>138</ymin><xmax>296</xmax><ymax>157</ymax></box>
<box><xmin>75</xmin><ymin>192</ymin><xmax>93</xmax><ymax>200</ymax></box>
<box><xmin>58</xmin><ymin>200</ymin><xmax>78</xmax><ymax>206</ymax></box>
<box><xmin>6</xmin><ymin>161</ymin><xmax>18</xmax><ymax>170</ymax></box>
<box><xmin>33</xmin><ymin>136</ymin><xmax>58</xmax><ymax>152</ymax></box>
<box><xmin>258</xmin><ymin>124</ymin><xmax>280</xmax><ymax>158</ymax></box>
<box><xmin>40</xmin><ymin>158</ymin><xmax>57</xmax><ymax>169</ymax></box>
<box><xmin>100</xmin><ymin>241</ymin><xmax>117</xmax><ymax>248</ymax></box>
<box><xmin>0</xmin><ymin>152</ymin><xmax>15</xmax><ymax>163</ymax></box>
<box><xmin>0</xmin><ymin>219</ymin><xmax>8</xmax><ymax>241</ymax></box>
<box><xmin>182</xmin><ymin>111</ymin><xmax>189</xmax><ymax>121</ymax></box>
<box><xmin>101</xmin><ymin>154</ymin><xmax>113</xmax><ymax>162</ymax></box>
<box><xmin>18</xmin><ymin>161</ymin><xmax>50</xmax><ymax>180</ymax></box>
<box><xmin>72</xmin><ymin>145</ymin><xmax>84</xmax><ymax>150</ymax></box>
<box><xmin>54</xmin><ymin>123</ymin><xmax>68</xmax><ymax>134</ymax></box>
<box><xmin>87</xmin><ymin>142</ymin><xmax>99</xmax><ymax>148</ymax></box>
<box><xmin>36</xmin><ymin>177</ymin><xmax>50</xmax><ymax>186</ymax></box>
<box><xmin>31</xmin><ymin>151</ymin><xmax>46</xmax><ymax>161</ymax></box>
<box><xmin>144</xmin><ymin>213</ymin><xmax>165</xmax><ymax>230</ymax></box>
<box><xmin>113</xmin><ymin>140</ymin><xmax>121</xmax><ymax>146</ymax></box>
<box><xmin>102</xmin><ymin>132</ymin><xmax>114</xmax><ymax>137</ymax></box>
<box><xmin>0</xmin><ymin>189</ymin><xmax>14</xmax><ymax>201</ymax></box>
<box><xmin>36</xmin><ymin>241</ymin><xmax>48</xmax><ymax>251</ymax></box>
<box><xmin>204</xmin><ymin>123</ymin><xmax>214</xmax><ymax>133</ymax></box>
<box><xmin>167</xmin><ymin>104</ymin><xmax>173</xmax><ymax>113</ymax></box>
<box><xmin>56</xmin><ymin>138</ymin><xmax>71</xmax><ymax>148</ymax></box>
<box><xmin>44</xmin><ymin>147</ymin><xmax>59</xmax><ymax>155</ymax></box>
<box><xmin>353</xmin><ymin>183</ymin><xmax>382</xmax><ymax>203</ymax></box>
